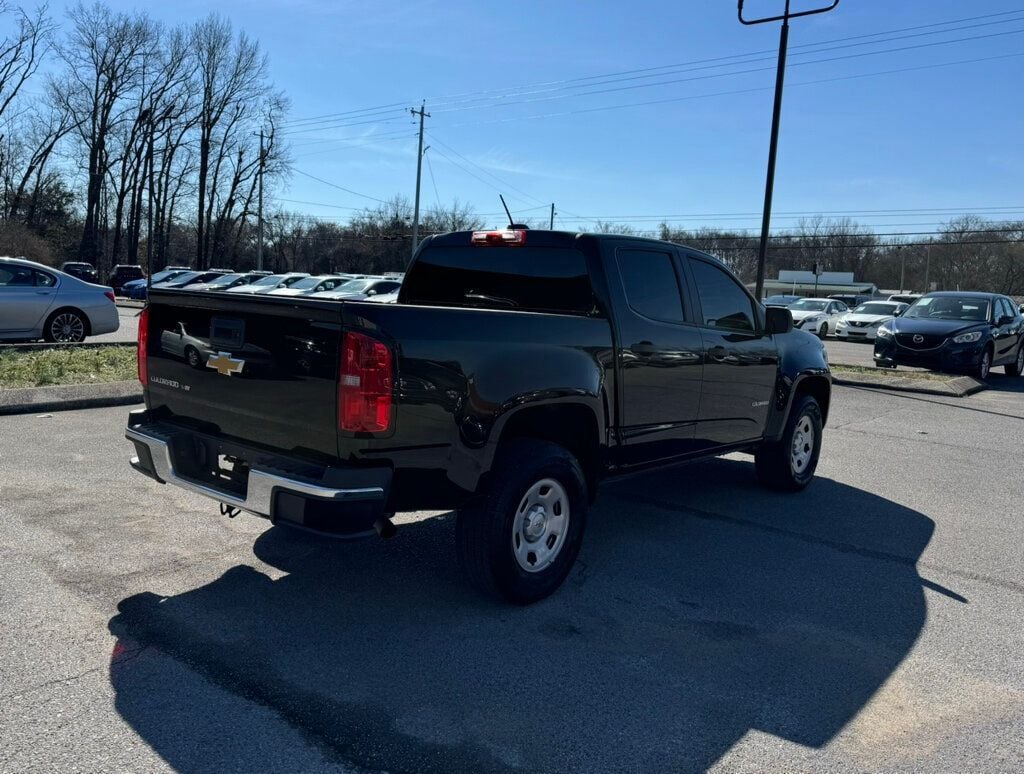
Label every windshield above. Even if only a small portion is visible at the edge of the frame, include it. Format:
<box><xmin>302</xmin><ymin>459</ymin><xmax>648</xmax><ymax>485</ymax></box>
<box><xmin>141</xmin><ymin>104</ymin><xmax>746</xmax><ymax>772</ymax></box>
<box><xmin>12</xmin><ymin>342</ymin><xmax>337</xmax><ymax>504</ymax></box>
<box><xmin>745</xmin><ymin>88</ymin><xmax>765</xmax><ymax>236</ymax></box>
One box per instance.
<box><xmin>790</xmin><ymin>300</ymin><xmax>828</xmax><ymax>312</ymax></box>
<box><xmin>854</xmin><ymin>303</ymin><xmax>898</xmax><ymax>316</ymax></box>
<box><xmin>205</xmin><ymin>273</ymin><xmax>244</xmax><ymax>286</ymax></box>
<box><xmin>150</xmin><ymin>269</ymin><xmax>183</xmax><ymax>283</ymax></box>
<box><xmin>251</xmin><ymin>274</ymin><xmax>284</xmax><ymax>286</ymax></box>
<box><xmin>904</xmin><ymin>296</ymin><xmax>990</xmax><ymax>322</ymax></box>
<box><xmin>286</xmin><ymin>276</ymin><xmax>325</xmax><ymax>290</ymax></box>
<box><xmin>335</xmin><ymin>279</ymin><xmax>371</xmax><ymax>294</ymax></box>
<box><xmin>160</xmin><ymin>271</ymin><xmax>199</xmax><ymax>284</ymax></box>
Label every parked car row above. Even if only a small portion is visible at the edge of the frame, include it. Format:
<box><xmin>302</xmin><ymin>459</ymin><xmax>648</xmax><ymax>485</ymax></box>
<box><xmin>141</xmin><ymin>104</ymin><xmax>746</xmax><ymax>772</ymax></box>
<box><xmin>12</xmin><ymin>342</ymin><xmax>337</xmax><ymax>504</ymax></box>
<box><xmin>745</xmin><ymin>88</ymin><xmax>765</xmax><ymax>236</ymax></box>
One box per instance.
<box><xmin>142</xmin><ymin>269</ymin><xmax>404</xmax><ymax>302</ymax></box>
<box><xmin>763</xmin><ymin>293</ymin><xmax>922</xmax><ymax>340</ymax></box>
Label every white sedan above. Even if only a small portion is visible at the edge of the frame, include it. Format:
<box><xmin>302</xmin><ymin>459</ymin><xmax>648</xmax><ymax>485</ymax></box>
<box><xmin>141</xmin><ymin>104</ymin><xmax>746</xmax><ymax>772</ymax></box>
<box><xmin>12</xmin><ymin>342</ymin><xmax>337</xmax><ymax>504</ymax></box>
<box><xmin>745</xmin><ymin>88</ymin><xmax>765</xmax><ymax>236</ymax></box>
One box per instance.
<box><xmin>835</xmin><ymin>301</ymin><xmax>909</xmax><ymax>341</ymax></box>
<box><xmin>787</xmin><ymin>298</ymin><xmax>850</xmax><ymax>339</ymax></box>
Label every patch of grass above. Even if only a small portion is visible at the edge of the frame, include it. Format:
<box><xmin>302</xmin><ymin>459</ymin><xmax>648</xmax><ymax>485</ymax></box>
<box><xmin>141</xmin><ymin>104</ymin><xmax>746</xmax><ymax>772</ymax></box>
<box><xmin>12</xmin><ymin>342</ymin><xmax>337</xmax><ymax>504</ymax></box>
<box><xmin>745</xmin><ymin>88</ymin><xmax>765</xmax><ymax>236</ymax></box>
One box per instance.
<box><xmin>831</xmin><ymin>364</ymin><xmax>950</xmax><ymax>382</ymax></box>
<box><xmin>0</xmin><ymin>347</ymin><xmax>137</xmax><ymax>388</ymax></box>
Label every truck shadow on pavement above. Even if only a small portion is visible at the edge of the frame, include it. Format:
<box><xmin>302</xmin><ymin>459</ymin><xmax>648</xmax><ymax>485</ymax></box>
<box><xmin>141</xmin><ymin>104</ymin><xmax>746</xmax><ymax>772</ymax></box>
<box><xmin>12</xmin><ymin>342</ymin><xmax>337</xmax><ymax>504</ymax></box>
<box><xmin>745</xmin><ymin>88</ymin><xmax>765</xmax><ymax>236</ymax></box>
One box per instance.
<box><xmin>108</xmin><ymin>457</ymin><xmax>943</xmax><ymax>773</ymax></box>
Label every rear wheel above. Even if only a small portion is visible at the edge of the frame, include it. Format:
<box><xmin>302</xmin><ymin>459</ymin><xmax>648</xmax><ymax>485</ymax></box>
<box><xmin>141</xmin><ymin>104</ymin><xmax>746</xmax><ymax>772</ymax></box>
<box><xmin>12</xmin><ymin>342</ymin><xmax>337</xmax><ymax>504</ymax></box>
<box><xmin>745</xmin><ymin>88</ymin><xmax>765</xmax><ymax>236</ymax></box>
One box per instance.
<box><xmin>755</xmin><ymin>395</ymin><xmax>823</xmax><ymax>492</ymax></box>
<box><xmin>43</xmin><ymin>309</ymin><xmax>87</xmax><ymax>343</ymax></box>
<box><xmin>1005</xmin><ymin>344</ymin><xmax>1024</xmax><ymax>377</ymax></box>
<box><xmin>185</xmin><ymin>345</ymin><xmax>202</xmax><ymax>369</ymax></box>
<box><xmin>456</xmin><ymin>439</ymin><xmax>587</xmax><ymax>604</ymax></box>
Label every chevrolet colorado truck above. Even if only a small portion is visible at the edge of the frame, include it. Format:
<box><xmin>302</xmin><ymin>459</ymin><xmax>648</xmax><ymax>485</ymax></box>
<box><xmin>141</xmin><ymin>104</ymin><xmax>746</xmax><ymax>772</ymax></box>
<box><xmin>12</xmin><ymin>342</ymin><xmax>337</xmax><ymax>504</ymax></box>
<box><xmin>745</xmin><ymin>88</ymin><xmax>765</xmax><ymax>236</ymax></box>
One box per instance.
<box><xmin>126</xmin><ymin>229</ymin><xmax>830</xmax><ymax>603</ymax></box>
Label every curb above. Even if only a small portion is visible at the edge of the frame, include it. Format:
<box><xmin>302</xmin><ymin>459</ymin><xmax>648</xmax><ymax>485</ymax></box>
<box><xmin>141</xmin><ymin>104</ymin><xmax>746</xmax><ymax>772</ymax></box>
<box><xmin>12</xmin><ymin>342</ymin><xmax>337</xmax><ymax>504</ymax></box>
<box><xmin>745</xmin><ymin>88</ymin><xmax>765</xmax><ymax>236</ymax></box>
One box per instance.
<box><xmin>831</xmin><ymin>370</ymin><xmax>986</xmax><ymax>398</ymax></box>
<box><xmin>0</xmin><ymin>341</ymin><xmax>136</xmax><ymax>353</ymax></box>
<box><xmin>0</xmin><ymin>380</ymin><xmax>142</xmax><ymax>416</ymax></box>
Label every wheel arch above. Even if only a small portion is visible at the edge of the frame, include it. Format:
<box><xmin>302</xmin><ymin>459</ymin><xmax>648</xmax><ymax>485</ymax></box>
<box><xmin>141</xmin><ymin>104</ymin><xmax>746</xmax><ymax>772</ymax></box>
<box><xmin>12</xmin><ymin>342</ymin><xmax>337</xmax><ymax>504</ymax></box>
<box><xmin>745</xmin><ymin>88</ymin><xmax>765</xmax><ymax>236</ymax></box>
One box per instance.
<box><xmin>44</xmin><ymin>306</ymin><xmax>92</xmax><ymax>338</ymax></box>
<box><xmin>485</xmin><ymin>401</ymin><xmax>604</xmax><ymax>500</ymax></box>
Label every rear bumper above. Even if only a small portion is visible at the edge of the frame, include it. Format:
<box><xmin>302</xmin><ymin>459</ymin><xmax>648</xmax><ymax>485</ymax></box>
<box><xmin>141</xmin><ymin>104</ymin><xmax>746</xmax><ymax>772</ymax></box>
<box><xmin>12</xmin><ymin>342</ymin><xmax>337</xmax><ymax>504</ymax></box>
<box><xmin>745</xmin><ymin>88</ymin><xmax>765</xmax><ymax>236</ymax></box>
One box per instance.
<box><xmin>125</xmin><ymin>409</ymin><xmax>391</xmax><ymax>535</ymax></box>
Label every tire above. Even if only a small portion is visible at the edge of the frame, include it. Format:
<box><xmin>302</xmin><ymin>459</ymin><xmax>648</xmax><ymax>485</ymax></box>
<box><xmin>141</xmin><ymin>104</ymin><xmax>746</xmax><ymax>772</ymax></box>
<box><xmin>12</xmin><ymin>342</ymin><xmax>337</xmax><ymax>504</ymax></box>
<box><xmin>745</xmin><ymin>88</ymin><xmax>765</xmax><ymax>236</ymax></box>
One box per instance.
<box><xmin>817</xmin><ymin>323</ymin><xmax>828</xmax><ymax>340</ymax></box>
<box><xmin>43</xmin><ymin>309</ymin><xmax>87</xmax><ymax>343</ymax></box>
<box><xmin>755</xmin><ymin>395</ymin><xmax>823</xmax><ymax>492</ymax></box>
<box><xmin>456</xmin><ymin>439</ymin><xmax>588</xmax><ymax>604</ymax></box>
<box><xmin>1005</xmin><ymin>344</ymin><xmax>1024</xmax><ymax>377</ymax></box>
<box><xmin>184</xmin><ymin>345</ymin><xmax>203</xmax><ymax>369</ymax></box>
<box><xmin>975</xmin><ymin>347</ymin><xmax>992</xmax><ymax>381</ymax></box>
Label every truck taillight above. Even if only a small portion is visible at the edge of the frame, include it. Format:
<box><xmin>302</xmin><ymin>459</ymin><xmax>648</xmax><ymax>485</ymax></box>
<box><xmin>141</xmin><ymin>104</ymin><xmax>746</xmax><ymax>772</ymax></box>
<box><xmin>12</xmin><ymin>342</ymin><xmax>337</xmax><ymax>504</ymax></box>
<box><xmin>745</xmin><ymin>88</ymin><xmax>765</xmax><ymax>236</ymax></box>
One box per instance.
<box><xmin>471</xmin><ymin>229</ymin><xmax>526</xmax><ymax>246</ymax></box>
<box><xmin>339</xmin><ymin>331</ymin><xmax>393</xmax><ymax>433</ymax></box>
<box><xmin>137</xmin><ymin>306</ymin><xmax>149</xmax><ymax>386</ymax></box>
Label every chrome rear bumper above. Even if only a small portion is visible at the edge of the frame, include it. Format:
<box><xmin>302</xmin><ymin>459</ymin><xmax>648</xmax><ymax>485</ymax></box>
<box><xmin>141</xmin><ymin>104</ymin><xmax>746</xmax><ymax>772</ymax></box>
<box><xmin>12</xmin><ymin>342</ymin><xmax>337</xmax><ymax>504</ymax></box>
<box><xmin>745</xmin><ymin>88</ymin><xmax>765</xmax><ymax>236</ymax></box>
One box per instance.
<box><xmin>125</xmin><ymin>422</ymin><xmax>386</xmax><ymax>519</ymax></box>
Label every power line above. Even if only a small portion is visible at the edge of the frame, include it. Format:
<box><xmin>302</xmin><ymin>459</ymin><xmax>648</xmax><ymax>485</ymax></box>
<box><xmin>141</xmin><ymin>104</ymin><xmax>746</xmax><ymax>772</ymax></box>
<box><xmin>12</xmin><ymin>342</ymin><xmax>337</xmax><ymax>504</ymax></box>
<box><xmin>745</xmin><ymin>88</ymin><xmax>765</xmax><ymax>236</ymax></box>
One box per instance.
<box><xmin>446</xmin><ymin>51</ymin><xmax>1024</xmax><ymax>128</ymax></box>
<box><xmin>278</xmin><ymin>9</ymin><xmax>1024</xmax><ymax>129</ymax></box>
<box><xmin>292</xmin><ymin>168</ymin><xmax>399</xmax><ymax>206</ymax></box>
<box><xmin>425</xmin><ymin>149</ymin><xmax>441</xmax><ymax>206</ymax></box>
<box><xmin>426</xmin><ymin>132</ymin><xmax>548</xmax><ymax>207</ymax></box>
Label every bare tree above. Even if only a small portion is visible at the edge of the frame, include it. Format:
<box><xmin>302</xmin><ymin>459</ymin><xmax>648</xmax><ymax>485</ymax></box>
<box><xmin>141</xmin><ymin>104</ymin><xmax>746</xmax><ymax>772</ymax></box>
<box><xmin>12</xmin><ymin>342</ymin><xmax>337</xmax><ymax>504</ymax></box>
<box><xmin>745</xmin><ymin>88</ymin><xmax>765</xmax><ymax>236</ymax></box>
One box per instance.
<box><xmin>0</xmin><ymin>2</ymin><xmax>56</xmax><ymax>122</ymax></box>
<box><xmin>53</xmin><ymin>2</ymin><xmax>153</xmax><ymax>271</ymax></box>
<box><xmin>191</xmin><ymin>15</ymin><xmax>267</xmax><ymax>268</ymax></box>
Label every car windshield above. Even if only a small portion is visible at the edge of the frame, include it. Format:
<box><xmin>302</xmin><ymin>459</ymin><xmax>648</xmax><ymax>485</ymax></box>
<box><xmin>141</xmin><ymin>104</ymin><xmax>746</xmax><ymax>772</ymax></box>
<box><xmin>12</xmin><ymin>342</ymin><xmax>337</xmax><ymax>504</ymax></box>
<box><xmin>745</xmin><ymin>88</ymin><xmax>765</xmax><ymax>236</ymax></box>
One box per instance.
<box><xmin>904</xmin><ymin>296</ymin><xmax>990</xmax><ymax>322</ymax></box>
<box><xmin>854</xmin><ymin>303</ymin><xmax>898</xmax><ymax>315</ymax></box>
<box><xmin>286</xmin><ymin>276</ymin><xmax>325</xmax><ymax>290</ymax></box>
<box><xmin>160</xmin><ymin>271</ymin><xmax>199</xmax><ymax>284</ymax></box>
<box><xmin>205</xmin><ymin>273</ymin><xmax>244</xmax><ymax>285</ymax></box>
<box><xmin>150</xmin><ymin>269</ymin><xmax>183</xmax><ymax>283</ymax></box>
<box><xmin>251</xmin><ymin>274</ymin><xmax>284</xmax><ymax>286</ymax></box>
<box><xmin>790</xmin><ymin>300</ymin><xmax>828</xmax><ymax>312</ymax></box>
<box><xmin>335</xmin><ymin>279</ymin><xmax>372</xmax><ymax>294</ymax></box>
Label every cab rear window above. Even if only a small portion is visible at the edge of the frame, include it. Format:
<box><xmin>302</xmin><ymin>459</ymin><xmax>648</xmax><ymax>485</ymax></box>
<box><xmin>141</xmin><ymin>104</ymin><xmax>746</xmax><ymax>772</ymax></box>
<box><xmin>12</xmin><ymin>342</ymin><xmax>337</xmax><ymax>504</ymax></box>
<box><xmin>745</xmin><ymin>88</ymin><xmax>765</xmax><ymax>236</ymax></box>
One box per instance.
<box><xmin>402</xmin><ymin>246</ymin><xmax>597</xmax><ymax>315</ymax></box>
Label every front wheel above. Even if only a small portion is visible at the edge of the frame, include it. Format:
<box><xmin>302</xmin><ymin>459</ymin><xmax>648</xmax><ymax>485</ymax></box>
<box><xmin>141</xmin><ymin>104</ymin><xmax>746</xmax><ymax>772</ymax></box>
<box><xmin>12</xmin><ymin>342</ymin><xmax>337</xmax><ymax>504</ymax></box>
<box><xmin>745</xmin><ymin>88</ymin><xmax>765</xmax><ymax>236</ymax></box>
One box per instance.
<box><xmin>755</xmin><ymin>395</ymin><xmax>823</xmax><ymax>492</ymax></box>
<box><xmin>975</xmin><ymin>347</ymin><xmax>992</xmax><ymax>380</ymax></box>
<box><xmin>1005</xmin><ymin>344</ymin><xmax>1024</xmax><ymax>377</ymax></box>
<box><xmin>456</xmin><ymin>439</ymin><xmax>588</xmax><ymax>604</ymax></box>
<box><xmin>817</xmin><ymin>323</ymin><xmax>829</xmax><ymax>340</ymax></box>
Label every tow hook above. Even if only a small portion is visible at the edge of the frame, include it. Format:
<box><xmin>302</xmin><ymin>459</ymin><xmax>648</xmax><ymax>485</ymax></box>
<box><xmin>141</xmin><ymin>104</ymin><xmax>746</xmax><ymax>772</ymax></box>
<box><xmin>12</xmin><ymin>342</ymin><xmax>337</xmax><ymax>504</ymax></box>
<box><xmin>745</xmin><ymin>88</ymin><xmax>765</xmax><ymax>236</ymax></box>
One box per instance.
<box><xmin>219</xmin><ymin>503</ymin><xmax>241</xmax><ymax>519</ymax></box>
<box><xmin>373</xmin><ymin>515</ymin><xmax>398</xmax><ymax>539</ymax></box>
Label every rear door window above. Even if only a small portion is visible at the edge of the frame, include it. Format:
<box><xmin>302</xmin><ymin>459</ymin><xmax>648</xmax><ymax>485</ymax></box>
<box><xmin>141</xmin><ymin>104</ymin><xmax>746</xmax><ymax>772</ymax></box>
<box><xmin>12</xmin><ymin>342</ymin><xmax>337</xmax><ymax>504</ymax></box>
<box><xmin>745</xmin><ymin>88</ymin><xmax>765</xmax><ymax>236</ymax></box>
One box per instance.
<box><xmin>615</xmin><ymin>248</ymin><xmax>685</xmax><ymax>324</ymax></box>
<box><xmin>403</xmin><ymin>246</ymin><xmax>596</xmax><ymax>315</ymax></box>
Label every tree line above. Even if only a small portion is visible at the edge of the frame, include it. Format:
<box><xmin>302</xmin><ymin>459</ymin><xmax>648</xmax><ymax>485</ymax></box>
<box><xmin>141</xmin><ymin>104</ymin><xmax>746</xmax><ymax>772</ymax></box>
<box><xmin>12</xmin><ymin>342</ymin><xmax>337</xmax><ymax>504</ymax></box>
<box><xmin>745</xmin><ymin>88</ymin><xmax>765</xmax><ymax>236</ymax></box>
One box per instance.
<box><xmin>1</xmin><ymin>2</ymin><xmax>1020</xmax><ymax>293</ymax></box>
<box><xmin>0</xmin><ymin>1</ymin><xmax>285</xmax><ymax>275</ymax></box>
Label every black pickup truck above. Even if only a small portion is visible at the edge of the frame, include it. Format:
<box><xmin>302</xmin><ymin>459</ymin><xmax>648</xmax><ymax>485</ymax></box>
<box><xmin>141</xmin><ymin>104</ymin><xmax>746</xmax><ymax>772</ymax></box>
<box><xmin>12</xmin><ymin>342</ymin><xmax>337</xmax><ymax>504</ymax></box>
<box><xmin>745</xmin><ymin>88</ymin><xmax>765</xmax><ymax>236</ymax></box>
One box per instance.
<box><xmin>126</xmin><ymin>229</ymin><xmax>830</xmax><ymax>603</ymax></box>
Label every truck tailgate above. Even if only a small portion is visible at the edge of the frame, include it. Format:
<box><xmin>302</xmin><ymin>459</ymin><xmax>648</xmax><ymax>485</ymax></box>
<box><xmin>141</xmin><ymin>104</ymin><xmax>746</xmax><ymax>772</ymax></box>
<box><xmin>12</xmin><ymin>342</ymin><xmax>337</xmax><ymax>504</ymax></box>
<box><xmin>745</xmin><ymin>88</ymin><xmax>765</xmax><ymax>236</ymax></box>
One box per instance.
<box><xmin>144</xmin><ymin>290</ymin><xmax>342</xmax><ymax>459</ymax></box>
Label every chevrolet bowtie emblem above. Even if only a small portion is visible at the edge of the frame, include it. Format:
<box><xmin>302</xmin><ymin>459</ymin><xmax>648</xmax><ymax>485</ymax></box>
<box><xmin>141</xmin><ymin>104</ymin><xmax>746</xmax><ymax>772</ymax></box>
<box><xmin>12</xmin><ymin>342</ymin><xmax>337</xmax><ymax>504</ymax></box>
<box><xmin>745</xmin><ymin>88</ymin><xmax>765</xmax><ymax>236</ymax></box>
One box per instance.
<box><xmin>206</xmin><ymin>351</ymin><xmax>245</xmax><ymax>376</ymax></box>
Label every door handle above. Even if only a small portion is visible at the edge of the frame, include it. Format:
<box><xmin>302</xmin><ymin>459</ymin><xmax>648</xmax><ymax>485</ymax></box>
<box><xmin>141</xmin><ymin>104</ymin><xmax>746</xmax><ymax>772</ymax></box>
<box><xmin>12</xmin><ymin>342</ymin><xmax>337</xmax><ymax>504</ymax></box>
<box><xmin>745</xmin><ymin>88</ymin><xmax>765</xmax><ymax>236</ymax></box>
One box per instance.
<box><xmin>632</xmin><ymin>342</ymin><xmax>657</xmax><ymax>356</ymax></box>
<box><xmin>36</xmin><ymin>290</ymin><xmax>52</xmax><ymax>295</ymax></box>
<box><xmin>708</xmin><ymin>345</ymin><xmax>728</xmax><ymax>362</ymax></box>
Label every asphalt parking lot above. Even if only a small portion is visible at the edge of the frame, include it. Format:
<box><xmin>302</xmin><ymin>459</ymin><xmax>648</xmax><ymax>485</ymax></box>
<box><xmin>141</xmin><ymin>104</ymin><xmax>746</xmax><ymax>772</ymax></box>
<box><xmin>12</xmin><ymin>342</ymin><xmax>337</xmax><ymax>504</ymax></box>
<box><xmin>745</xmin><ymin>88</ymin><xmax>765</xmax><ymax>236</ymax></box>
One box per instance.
<box><xmin>2</xmin><ymin>380</ymin><xmax>1024</xmax><ymax>772</ymax></box>
<box><xmin>91</xmin><ymin>306</ymin><xmax>140</xmax><ymax>344</ymax></box>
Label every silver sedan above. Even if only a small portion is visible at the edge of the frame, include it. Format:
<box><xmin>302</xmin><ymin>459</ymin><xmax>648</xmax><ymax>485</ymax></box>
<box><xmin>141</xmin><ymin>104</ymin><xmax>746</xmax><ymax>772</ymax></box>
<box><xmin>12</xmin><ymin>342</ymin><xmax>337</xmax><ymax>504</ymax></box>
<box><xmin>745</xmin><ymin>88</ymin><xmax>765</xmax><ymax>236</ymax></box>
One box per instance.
<box><xmin>0</xmin><ymin>257</ymin><xmax>120</xmax><ymax>342</ymax></box>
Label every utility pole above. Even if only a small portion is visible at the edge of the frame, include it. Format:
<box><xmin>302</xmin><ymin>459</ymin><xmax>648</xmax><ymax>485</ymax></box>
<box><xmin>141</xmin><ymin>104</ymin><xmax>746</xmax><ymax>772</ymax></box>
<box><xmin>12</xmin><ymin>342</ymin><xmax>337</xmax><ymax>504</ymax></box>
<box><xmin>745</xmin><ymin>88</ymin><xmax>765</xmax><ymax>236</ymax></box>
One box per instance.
<box><xmin>924</xmin><ymin>244</ymin><xmax>931</xmax><ymax>291</ymax></box>
<box><xmin>410</xmin><ymin>102</ymin><xmax>429</xmax><ymax>261</ymax></box>
<box><xmin>738</xmin><ymin>0</ymin><xmax>840</xmax><ymax>300</ymax></box>
<box><xmin>550</xmin><ymin>203</ymin><xmax>555</xmax><ymax>229</ymax></box>
<box><xmin>898</xmin><ymin>246</ymin><xmax>906</xmax><ymax>292</ymax></box>
<box><xmin>147</xmin><ymin>121</ymin><xmax>154</xmax><ymax>271</ymax></box>
<box><xmin>257</xmin><ymin>130</ymin><xmax>265</xmax><ymax>271</ymax></box>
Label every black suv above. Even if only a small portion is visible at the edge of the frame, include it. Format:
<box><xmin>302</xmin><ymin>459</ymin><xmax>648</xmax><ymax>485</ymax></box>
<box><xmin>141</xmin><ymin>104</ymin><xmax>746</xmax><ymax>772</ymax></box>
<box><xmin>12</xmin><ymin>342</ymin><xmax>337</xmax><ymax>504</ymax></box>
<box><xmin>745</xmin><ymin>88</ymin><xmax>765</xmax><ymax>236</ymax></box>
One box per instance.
<box><xmin>61</xmin><ymin>262</ymin><xmax>99</xmax><ymax>283</ymax></box>
<box><xmin>874</xmin><ymin>292</ymin><xmax>1024</xmax><ymax>379</ymax></box>
<box><xmin>108</xmin><ymin>265</ymin><xmax>146</xmax><ymax>295</ymax></box>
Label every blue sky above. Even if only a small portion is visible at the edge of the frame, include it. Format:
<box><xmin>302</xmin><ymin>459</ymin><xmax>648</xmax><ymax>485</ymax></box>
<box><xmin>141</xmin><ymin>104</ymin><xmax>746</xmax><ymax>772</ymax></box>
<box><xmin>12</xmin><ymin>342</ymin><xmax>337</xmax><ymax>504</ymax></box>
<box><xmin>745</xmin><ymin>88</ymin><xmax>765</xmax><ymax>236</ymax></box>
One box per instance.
<box><xmin>48</xmin><ymin>0</ymin><xmax>1024</xmax><ymax>233</ymax></box>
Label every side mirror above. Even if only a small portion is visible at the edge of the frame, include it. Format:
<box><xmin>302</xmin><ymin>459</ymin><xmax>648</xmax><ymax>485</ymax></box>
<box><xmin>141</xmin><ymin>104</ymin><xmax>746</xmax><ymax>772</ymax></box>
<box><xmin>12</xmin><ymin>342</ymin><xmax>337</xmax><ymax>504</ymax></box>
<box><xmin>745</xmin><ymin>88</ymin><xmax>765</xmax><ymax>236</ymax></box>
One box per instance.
<box><xmin>366</xmin><ymin>289</ymin><xmax>377</xmax><ymax>296</ymax></box>
<box><xmin>765</xmin><ymin>306</ymin><xmax>793</xmax><ymax>334</ymax></box>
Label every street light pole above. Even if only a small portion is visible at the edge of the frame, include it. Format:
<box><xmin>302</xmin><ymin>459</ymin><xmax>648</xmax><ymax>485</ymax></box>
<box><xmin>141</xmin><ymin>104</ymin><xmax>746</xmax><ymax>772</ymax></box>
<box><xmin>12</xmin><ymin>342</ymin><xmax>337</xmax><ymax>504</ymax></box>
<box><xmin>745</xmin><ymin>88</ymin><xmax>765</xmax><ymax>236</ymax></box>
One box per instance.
<box><xmin>738</xmin><ymin>0</ymin><xmax>840</xmax><ymax>300</ymax></box>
